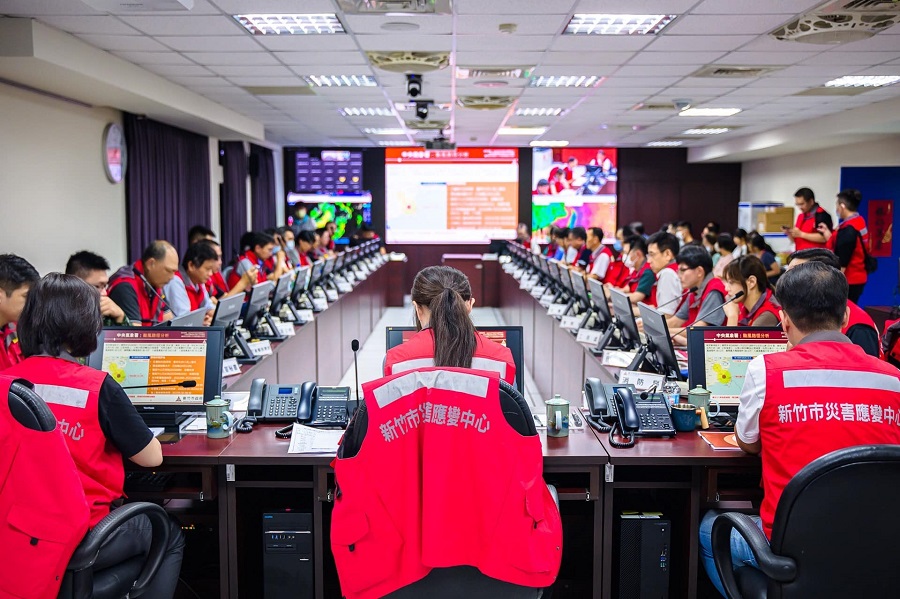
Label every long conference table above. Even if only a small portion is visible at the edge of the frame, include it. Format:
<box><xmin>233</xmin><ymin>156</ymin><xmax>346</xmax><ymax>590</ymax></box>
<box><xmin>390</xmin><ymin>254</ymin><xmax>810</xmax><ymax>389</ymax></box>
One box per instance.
<box><xmin>134</xmin><ymin>260</ymin><xmax>760</xmax><ymax>599</ymax></box>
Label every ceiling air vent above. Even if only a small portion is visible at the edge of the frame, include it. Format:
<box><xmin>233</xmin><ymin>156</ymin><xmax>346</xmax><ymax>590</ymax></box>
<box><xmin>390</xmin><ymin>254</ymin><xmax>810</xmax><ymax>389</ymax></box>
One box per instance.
<box><xmin>630</xmin><ymin>103</ymin><xmax>677</xmax><ymax>111</ymax></box>
<box><xmin>456</xmin><ymin>96</ymin><xmax>516</xmax><ymax>110</ymax></box>
<box><xmin>81</xmin><ymin>0</ymin><xmax>193</xmax><ymax>11</ymax></box>
<box><xmin>336</xmin><ymin>0</ymin><xmax>452</xmax><ymax>15</ymax></box>
<box><xmin>818</xmin><ymin>0</ymin><xmax>900</xmax><ymax>13</ymax></box>
<box><xmin>404</xmin><ymin>119</ymin><xmax>450</xmax><ymax>130</ymax></box>
<box><xmin>770</xmin><ymin>1</ymin><xmax>900</xmax><ymax>44</ymax></box>
<box><xmin>367</xmin><ymin>52</ymin><xmax>449</xmax><ymax>74</ymax></box>
<box><xmin>691</xmin><ymin>65</ymin><xmax>783</xmax><ymax>78</ymax></box>
<box><xmin>456</xmin><ymin>67</ymin><xmax>533</xmax><ymax>80</ymax></box>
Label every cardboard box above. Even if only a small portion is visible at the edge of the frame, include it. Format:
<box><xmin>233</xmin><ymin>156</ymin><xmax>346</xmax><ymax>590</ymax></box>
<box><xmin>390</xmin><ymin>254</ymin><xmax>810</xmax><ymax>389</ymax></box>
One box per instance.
<box><xmin>757</xmin><ymin>207</ymin><xmax>794</xmax><ymax>232</ymax></box>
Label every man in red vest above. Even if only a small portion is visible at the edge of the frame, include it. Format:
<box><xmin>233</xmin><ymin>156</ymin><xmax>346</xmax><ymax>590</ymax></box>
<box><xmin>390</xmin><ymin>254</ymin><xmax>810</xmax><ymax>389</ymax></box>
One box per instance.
<box><xmin>66</xmin><ymin>251</ymin><xmax>130</xmax><ymax>326</ymax></box>
<box><xmin>670</xmin><ymin>245</ymin><xmax>727</xmax><ymax>346</ymax></box>
<box><xmin>108</xmin><ymin>241</ymin><xmax>179</xmax><ymax>326</ymax></box>
<box><xmin>788</xmin><ymin>187</ymin><xmax>832</xmax><ymax>251</ymax></box>
<box><xmin>820</xmin><ymin>188</ymin><xmax>869</xmax><ymax>303</ymax></box>
<box><xmin>645</xmin><ymin>232</ymin><xmax>682</xmax><ymax>315</ymax></box>
<box><xmin>615</xmin><ymin>236</ymin><xmax>654</xmax><ymax>305</ymax></box>
<box><xmin>787</xmin><ymin>248</ymin><xmax>881</xmax><ymax>358</ymax></box>
<box><xmin>699</xmin><ymin>262</ymin><xmax>900</xmax><ymax>596</ymax></box>
<box><xmin>0</xmin><ymin>254</ymin><xmax>39</xmax><ymax>371</ymax></box>
<box><xmin>163</xmin><ymin>241</ymin><xmax>217</xmax><ymax>324</ymax></box>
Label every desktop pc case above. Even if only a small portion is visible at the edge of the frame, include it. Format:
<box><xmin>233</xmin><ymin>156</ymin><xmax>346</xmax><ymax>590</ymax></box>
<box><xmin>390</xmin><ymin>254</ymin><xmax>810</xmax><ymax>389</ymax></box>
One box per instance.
<box><xmin>617</xmin><ymin>514</ymin><xmax>671</xmax><ymax>599</ymax></box>
<box><xmin>263</xmin><ymin>511</ymin><xmax>313</xmax><ymax>599</ymax></box>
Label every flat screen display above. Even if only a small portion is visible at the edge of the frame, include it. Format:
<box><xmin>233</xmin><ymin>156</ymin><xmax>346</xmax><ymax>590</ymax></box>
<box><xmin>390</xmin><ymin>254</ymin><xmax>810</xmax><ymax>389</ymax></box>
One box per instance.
<box><xmin>532</xmin><ymin>147</ymin><xmax>618</xmax><ymax>242</ymax></box>
<box><xmin>295</xmin><ymin>149</ymin><xmax>363</xmax><ymax>194</ymax></box>
<box><xmin>286</xmin><ymin>192</ymin><xmax>372</xmax><ymax>243</ymax></box>
<box><xmin>385</xmin><ymin>147</ymin><xmax>519</xmax><ymax>244</ymax></box>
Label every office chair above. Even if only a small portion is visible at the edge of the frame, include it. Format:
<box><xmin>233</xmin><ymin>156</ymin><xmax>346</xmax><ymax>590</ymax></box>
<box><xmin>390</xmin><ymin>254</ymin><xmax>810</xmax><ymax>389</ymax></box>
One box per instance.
<box><xmin>8</xmin><ymin>381</ymin><xmax>171</xmax><ymax>599</ymax></box>
<box><xmin>711</xmin><ymin>445</ymin><xmax>900</xmax><ymax>599</ymax></box>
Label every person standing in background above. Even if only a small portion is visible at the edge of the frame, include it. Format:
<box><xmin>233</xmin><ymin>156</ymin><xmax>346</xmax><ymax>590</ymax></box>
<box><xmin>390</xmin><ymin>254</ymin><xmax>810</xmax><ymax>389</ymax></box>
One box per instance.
<box><xmin>820</xmin><ymin>188</ymin><xmax>869</xmax><ymax>303</ymax></box>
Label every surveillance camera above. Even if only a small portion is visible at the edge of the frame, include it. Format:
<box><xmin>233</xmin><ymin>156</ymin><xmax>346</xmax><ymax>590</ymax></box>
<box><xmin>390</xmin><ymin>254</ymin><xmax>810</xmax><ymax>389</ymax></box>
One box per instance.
<box><xmin>407</xmin><ymin>74</ymin><xmax>422</xmax><ymax>98</ymax></box>
<box><xmin>415</xmin><ymin>100</ymin><xmax>429</xmax><ymax>120</ymax></box>
<box><xmin>673</xmin><ymin>99</ymin><xmax>692</xmax><ymax>112</ymax></box>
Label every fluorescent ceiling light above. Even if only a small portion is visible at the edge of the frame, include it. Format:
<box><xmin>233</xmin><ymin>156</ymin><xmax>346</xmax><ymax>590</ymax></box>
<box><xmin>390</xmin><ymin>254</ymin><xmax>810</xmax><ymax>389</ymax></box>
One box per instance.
<box><xmin>566</xmin><ymin>14</ymin><xmax>677</xmax><ymax>36</ymax></box>
<box><xmin>363</xmin><ymin>128</ymin><xmax>406</xmax><ymax>135</ymax></box>
<box><xmin>530</xmin><ymin>75</ymin><xmax>603</xmax><ymax>88</ymax></box>
<box><xmin>824</xmin><ymin>75</ymin><xmax>900</xmax><ymax>88</ymax></box>
<box><xmin>647</xmin><ymin>141</ymin><xmax>683</xmax><ymax>147</ymax></box>
<box><xmin>378</xmin><ymin>141</ymin><xmax>418</xmax><ymax>146</ymax></box>
<box><xmin>303</xmin><ymin>75</ymin><xmax>376</xmax><ymax>87</ymax></box>
<box><xmin>516</xmin><ymin>107</ymin><xmax>563</xmax><ymax>117</ymax></box>
<box><xmin>678</xmin><ymin>107</ymin><xmax>741</xmax><ymax>117</ymax></box>
<box><xmin>498</xmin><ymin>126</ymin><xmax>547</xmax><ymax>136</ymax></box>
<box><xmin>340</xmin><ymin>107</ymin><xmax>394</xmax><ymax>117</ymax></box>
<box><xmin>530</xmin><ymin>140</ymin><xmax>569</xmax><ymax>147</ymax></box>
<box><xmin>233</xmin><ymin>14</ymin><xmax>344</xmax><ymax>35</ymax></box>
<box><xmin>682</xmin><ymin>127</ymin><xmax>730</xmax><ymax>135</ymax></box>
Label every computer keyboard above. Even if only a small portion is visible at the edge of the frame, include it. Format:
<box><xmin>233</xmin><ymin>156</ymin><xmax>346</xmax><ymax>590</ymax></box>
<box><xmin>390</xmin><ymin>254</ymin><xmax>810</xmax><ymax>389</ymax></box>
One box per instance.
<box><xmin>125</xmin><ymin>471</ymin><xmax>175</xmax><ymax>492</ymax></box>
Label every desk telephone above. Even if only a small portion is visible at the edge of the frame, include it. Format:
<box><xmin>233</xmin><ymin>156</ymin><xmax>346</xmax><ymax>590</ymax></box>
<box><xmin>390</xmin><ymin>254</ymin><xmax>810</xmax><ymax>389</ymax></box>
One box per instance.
<box><xmin>247</xmin><ymin>379</ymin><xmax>350</xmax><ymax>432</ymax></box>
<box><xmin>583</xmin><ymin>378</ymin><xmax>674</xmax><ymax>448</ymax></box>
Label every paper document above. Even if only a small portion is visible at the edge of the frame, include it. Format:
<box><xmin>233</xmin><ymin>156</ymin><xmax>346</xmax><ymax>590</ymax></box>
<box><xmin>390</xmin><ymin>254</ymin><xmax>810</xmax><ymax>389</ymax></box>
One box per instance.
<box><xmin>287</xmin><ymin>424</ymin><xmax>345</xmax><ymax>454</ymax></box>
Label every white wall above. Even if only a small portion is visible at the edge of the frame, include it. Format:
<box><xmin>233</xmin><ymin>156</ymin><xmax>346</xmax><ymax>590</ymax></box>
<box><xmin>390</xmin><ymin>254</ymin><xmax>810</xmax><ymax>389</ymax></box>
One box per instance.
<box><xmin>741</xmin><ymin>136</ymin><xmax>900</xmax><ymax>222</ymax></box>
<box><xmin>0</xmin><ymin>82</ymin><xmax>126</xmax><ymax>275</ymax></box>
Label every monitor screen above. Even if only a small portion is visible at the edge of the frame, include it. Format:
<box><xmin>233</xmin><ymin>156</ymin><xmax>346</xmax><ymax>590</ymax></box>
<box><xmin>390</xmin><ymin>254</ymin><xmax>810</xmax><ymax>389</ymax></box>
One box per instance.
<box><xmin>385</xmin><ymin>147</ymin><xmax>519</xmax><ymax>244</ymax></box>
<box><xmin>531</xmin><ymin>147</ymin><xmax>617</xmax><ymax>243</ymax></box>
<box><xmin>270</xmin><ymin>272</ymin><xmax>294</xmax><ymax>313</ymax></box>
<box><xmin>294</xmin><ymin>149</ymin><xmax>363</xmax><ymax>194</ymax></box>
<box><xmin>89</xmin><ymin>327</ymin><xmax>225</xmax><ymax>408</ymax></box>
<box><xmin>687</xmin><ymin>327</ymin><xmax>788</xmax><ymax>406</ymax></box>
<box><xmin>637</xmin><ymin>302</ymin><xmax>684</xmax><ymax>381</ymax></box>
<box><xmin>384</xmin><ymin>326</ymin><xmax>525</xmax><ymax>394</ymax></box>
<box><xmin>609</xmin><ymin>288</ymin><xmax>641</xmax><ymax>350</ymax></box>
<box><xmin>286</xmin><ymin>192</ymin><xmax>372</xmax><ymax>244</ymax></box>
<box><xmin>244</xmin><ymin>281</ymin><xmax>274</xmax><ymax>331</ymax></box>
<box><xmin>310</xmin><ymin>260</ymin><xmax>325</xmax><ymax>284</ymax></box>
<box><xmin>212</xmin><ymin>293</ymin><xmax>245</xmax><ymax>328</ymax></box>
<box><xmin>570</xmin><ymin>270</ymin><xmax>590</xmax><ymax>305</ymax></box>
<box><xmin>292</xmin><ymin>266</ymin><xmax>311</xmax><ymax>302</ymax></box>
<box><xmin>587</xmin><ymin>278</ymin><xmax>613</xmax><ymax>328</ymax></box>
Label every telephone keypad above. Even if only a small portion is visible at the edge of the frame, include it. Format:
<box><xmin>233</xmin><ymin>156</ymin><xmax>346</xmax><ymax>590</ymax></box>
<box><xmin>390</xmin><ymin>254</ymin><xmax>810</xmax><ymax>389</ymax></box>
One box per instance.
<box><xmin>266</xmin><ymin>394</ymin><xmax>299</xmax><ymax>418</ymax></box>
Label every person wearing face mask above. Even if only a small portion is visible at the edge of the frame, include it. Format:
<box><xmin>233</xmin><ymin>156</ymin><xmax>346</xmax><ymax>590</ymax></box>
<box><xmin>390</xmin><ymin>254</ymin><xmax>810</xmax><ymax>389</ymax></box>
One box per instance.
<box><xmin>278</xmin><ymin>226</ymin><xmax>301</xmax><ymax>266</ymax></box>
<box><xmin>721</xmin><ymin>256</ymin><xmax>780</xmax><ymax>327</ymax></box>
<box><xmin>567</xmin><ymin>227</ymin><xmax>591</xmax><ymax>266</ymax></box>
<box><xmin>674</xmin><ymin>220</ymin><xmax>696</xmax><ymax>247</ymax></box>
<box><xmin>611</xmin><ymin>236</ymin><xmax>655</xmax><ymax>306</ymax></box>
<box><xmin>732</xmin><ymin>228</ymin><xmax>749</xmax><ymax>258</ymax></box>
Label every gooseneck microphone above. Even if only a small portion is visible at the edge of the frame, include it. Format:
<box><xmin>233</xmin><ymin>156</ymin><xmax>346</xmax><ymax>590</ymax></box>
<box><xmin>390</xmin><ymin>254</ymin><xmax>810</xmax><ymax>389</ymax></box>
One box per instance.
<box><xmin>655</xmin><ymin>286</ymin><xmax>698</xmax><ymax>310</ymax></box>
<box><xmin>670</xmin><ymin>291</ymin><xmax>745</xmax><ymax>338</ymax></box>
<box><xmin>120</xmin><ymin>380</ymin><xmax>197</xmax><ymax>390</ymax></box>
<box><xmin>350</xmin><ymin>339</ymin><xmax>362</xmax><ymax>416</ymax></box>
<box><xmin>134</xmin><ymin>268</ymin><xmax>172</xmax><ymax>321</ymax></box>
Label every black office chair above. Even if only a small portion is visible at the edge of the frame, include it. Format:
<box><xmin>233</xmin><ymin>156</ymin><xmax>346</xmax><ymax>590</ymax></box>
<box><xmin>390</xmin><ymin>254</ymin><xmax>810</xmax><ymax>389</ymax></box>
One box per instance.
<box><xmin>711</xmin><ymin>445</ymin><xmax>900</xmax><ymax>599</ymax></box>
<box><xmin>8</xmin><ymin>380</ymin><xmax>171</xmax><ymax>599</ymax></box>
<box><xmin>339</xmin><ymin>378</ymin><xmax>554</xmax><ymax>599</ymax></box>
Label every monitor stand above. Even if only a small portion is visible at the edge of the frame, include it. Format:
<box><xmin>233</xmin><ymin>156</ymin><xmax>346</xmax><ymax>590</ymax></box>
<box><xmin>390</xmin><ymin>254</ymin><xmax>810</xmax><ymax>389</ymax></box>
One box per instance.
<box><xmin>138</xmin><ymin>409</ymin><xmax>191</xmax><ymax>432</ymax></box>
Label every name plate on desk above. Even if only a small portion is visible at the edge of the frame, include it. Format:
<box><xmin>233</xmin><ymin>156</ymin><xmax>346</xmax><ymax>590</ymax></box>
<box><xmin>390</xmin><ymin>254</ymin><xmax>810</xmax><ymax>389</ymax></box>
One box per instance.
<box><xmin>520</xmin><ymin>278</ymin><xmax>535</xmax><ymax>291</ymax></box>
<box><xmin>530</xmin><ymin>285</ymin><xmax>547</xmax><ymax>298</ymax></box>
<box><xmin>617</xmin><ymin>370</ymin><xmax>665</xmax><ymax>392</ymax></box>
<box><xmin>275</xmin><ymin>322</ymin><xmax>296</xmax><ymax>337</ymax></box>
<box><xmin>547</xmin><ymin>303</ymin><xmax>567</xmax><ymax>317</ymax></box>
<box><xmin>296</xmin><ymin>309</ymin><xmax>314</xmax><ymax>323</ymax></box>
<box><xmin>221</xmin><ymin>357</ymin><xmax>242</xmax><ymax>377</ymax></box>
<box><xmin>312</xmin><ymin>298</ymin><xmax>328</xmax><ymax>312</ymax></box>
<box><xmin>325</xmin><ymin>289</ymin><xmax>339</xmax><ymax>302</ymax></box>
<box><xmin>560</xmin><ymin>315</ymin><xmax>583</xmax><ymax>331</ymax></box>
<box><xmin>538</xmin><ymin>296</ymin><xmax>554</xmax><ymax>308</ymax></box>
<box><xmin>336</xmin><ymin>281</ymin><xmax>353</xmax><ymax>294</ymax></box>
<box><xmin>576</xmin><ymin>328</ymin><xmax>603</xmax><ymax>345</ymax></box>
<box><xmin>248</xmin><ymin>340</ymin><xmax>273</xmax><ymax>357</ymax></box>
<box><xmin>344</xmin><ymin>271</ymin><xmax>356</xmax><ymax>283</ymax></box>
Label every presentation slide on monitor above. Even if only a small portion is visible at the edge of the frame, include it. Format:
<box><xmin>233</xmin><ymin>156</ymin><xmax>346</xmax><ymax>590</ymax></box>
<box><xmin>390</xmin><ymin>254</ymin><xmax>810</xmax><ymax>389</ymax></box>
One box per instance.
<box><xmin>99</xmin><ymin>329</ymin><xmax>208</xmax><ymax>405</ymax></box>
<box><xmin>385</xmin><ymin>148</ymin><xmax>519</xmax><ymax>244</ymax></box>
<box><xmin>701</xmin><ymin>330</ymin><xmax>788</xmax><ymax>403</ymax></box>
<box><xmin>532</xmin><ymin>147</ymin><xmax>618</xmax><ymax>242</ymax></box>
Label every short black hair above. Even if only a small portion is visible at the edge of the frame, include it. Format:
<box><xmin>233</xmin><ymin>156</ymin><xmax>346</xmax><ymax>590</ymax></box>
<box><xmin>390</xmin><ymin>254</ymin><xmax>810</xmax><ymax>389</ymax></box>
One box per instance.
<box><xmin>647</xmin><ymin>231</ymin><xmax>679</xmax><ymax>259</ymax></box>
<box><xmin>188</xmin><ymin>225</ymin><xmax>216</xmax><ymax>245</ymax></box>
<box><xmin>297</xmin><ymin>230</ymin><xmax>317</xmax><ymax>245</ymax></box>
<box><xmin>241</xmin><ymin>231</ymin><xmax>276</xmax><ymax>251</ymax></box>
<box><xmin>589</xmin><ymin>227</ymin><xmax>605</xmax><ymax>241</ymax></box>
<box><xmin>733</xmin><ymin>227</ymin><xmax>748</xmax><ymax>241</ymax></box>
<box><xmin>65</xmin><ymin>251</ymin><xmax>110</xmax><ymax>279</ymax></box>
<box><xmin>628</xmin><ymin>221</ymin><xmax>645</xmax><ymax>235</ymax></box>
<box><xmin>787</xmin><ymin>248</ymin><xmax>841</xmax><ymax>270</ymax></box>
<box><xmin>704</xmin><ymin>221</ymin><xmax>721</xmax><ymax>235</ymax></box>
<box><xmin>18</xmin><ymin>273</ymin><xmax>102</xmax><ymax>359</ymax></box>
<box><xmin>627</xmin><ymin>236</ymin><xmax>647</xmax><ymax>255</ymax></box>
<box><xmin>182</xmin><ymin>241</ymin><xmax>219</xmax><ymax>270</ymax></box>
<box><xmin>619</xmin><ymin>224</ymin><xmax>635</xmax><ymax>238</ymax></box>
<box><xmin>0</xmin><ymin>254</ymin><xmax>40</xmax><ymax>296</ymax></box>
<box><xmin>775</xmin><ymin>262</ymin><xmax>847</xmax><ymax>333</ymax></box>
<box><xmin>569</xmin><ymin>226</ymin><xmax>587</xmax><ymax>241</ymax></box>
<box><xmin>141</xmin><ymin>240</ymin><xmax>174</xmax><ymax>263</ymax></box>
<box><xmin>553</xmin><ymin>227</ymin><xmax>570</xmax><ymax>240</ymax></box>
<box><xmin>794</xmin><ymin>187</ymin><xmax>815</xmax><ymax>202</ymax></box>
<box><xmin>675</xmin><ymin>220</ymin><xmax>693</xmax><ymax>233</ymax></box>
<box><xmin>717</xmin><ymin>233</ymin><xmax>737</xmax><ymax>253</ymax></box>
<box><xmin>676</xmin><ymin>244</ymin><xmax>713</xmax><ymax>275</ymax></box>
<box><xmin>837</xmin><ymin>188</ymin><xmax>862</xmax><ymax>212</ymax></box>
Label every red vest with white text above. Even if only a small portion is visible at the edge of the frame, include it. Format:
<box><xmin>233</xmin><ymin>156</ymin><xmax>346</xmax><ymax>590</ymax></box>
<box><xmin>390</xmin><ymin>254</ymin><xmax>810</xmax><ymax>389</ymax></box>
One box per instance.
<box><xmin>0</xmin><ymin>374</ymin><xmax>90</xmax><ymax>599</ymax></box>
<box><xmin>648</xmin><ymin>262</ymin><xmax>678</xmax><ymax>307</ymax></box>
<box><xmin>757</xmin><ymin>339</ymin><xmax>900</xmax><ymax>538</ymax></box>
<box><xmin>108</xmin><ymin>261</ymin><xmax>166</xmax><ymax>326</ymax></box>
<box><xmin>331</xmin><ymin>368</ymin><xmax>562</xmax><ymax>598</ymax></box>
<box><xmin>844</xmin><ymin>300</ymin><xmax>883</xmax><ymax>359</ymax></box>
<box><xmin>5</xmin><ymin>357</ymin><xmax>125</xmax><ymax>526</ymax></box>
<box><xmin>384</xmin><ymin>328</ymin><xmax>517</xmax><ymax>386</ymax></box>
<box><xmin>680</xmin><ymin>277</ymin><xmax>727</xmax><ymax>326</ymax></box>
<box><xmin>794</xmin><ymin>205</ymin><xmax>828</xmax><ymax>251</ymax></box>
<box><xmin>827</xmin><ymin>214</ymin><xmax>869</xmax><ymax>285</ymax></box>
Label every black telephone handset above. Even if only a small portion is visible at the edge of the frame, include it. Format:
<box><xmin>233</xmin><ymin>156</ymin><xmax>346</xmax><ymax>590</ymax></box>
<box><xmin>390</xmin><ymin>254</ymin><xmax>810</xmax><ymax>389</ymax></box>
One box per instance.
<box><xmin>245</xmin><ymin>378</ymin><xmax>350</xmax><ymax>435</ymax></box>
<box><xmin>583</xmin><ymin>378</ymin><xmax>675</xmax><ymax>448</ymax></box>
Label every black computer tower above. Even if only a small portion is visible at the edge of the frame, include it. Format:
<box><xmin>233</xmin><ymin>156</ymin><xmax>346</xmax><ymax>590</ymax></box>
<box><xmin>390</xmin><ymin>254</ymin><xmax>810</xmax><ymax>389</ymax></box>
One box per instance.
<box><xmin>263</xmin><ymin>511</ymin><xmax>313</xmax><ymax>599</ymax></box>
<box><xmin>617</xmin><ymin>515</ymin><xmax>671</xmax><ymax>599</ymax></box>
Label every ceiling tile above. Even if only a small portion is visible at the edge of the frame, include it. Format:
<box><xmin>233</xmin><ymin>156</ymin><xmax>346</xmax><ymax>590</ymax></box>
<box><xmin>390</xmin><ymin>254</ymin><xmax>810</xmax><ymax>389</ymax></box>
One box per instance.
<box><xmin>801</xmin><ymin>51</ymin><xmax>900</xmax><ymax>66</ymax></box>
<box><xmin>457</xmin><ymin>0</ymin><xmax>577</xmax><ymax>14</ymax></box>
<box><xmin>458</xmin><ymin>35</ymin><xmax>556</xmax><ymax>52</ymax></box>
<box><xmin>720</xmin><ymin>51</ymin><xmax>821</xmax><ymax>66</ymax></box>
<box><xmin>690</xmin><ymin>0</ymin><xmax>821</xmax><ymax>14</ymax></box>
<box><xmin>541</xmin><ymin>51</ymin><xmax>637</xmax><ymax>66</ymax></box>
<box><xmin>120</xmin><ymin>15</ymin><xmax>243</xmax><ymax>36</ymax></box>
<box><xmin>36</xmin><ymin>15</ymin><xmax>140</xmax><ymax>35</ymax></box>
<box><xmin>455</xmin><ymin>51</ymin><xmax>545</xmax><ymax>67</ymax></box>
<box><xmin>665</xmin><ymin>14</ymin><xmax>795</xmax><ymax>36</ymax></box>
<box><xmin>184</xmin><ymin>51</ymin><xmax>279</xmax><ymax>65</ymax></box>
<box><xmin>552</xmin><ymin>35</ymin><xmax>656</xmax><ymax>51</ymax></box>
<box><xmin>627</xmin><ymin>51</ymin><xmax>727</xmax><ymax>65</ymax></box>
<box><xmin>157</xmin><ymin>35</ymin><xmax>262</xmax><ymax>52</ymax></box>
<box><xmin>838</xmin><ymin>34</ymin><xmax>900</xmax><ymax>52</ymax></box>
<box><xmin>208</xmin><ymin>65</ymin><xmax>294</xmax><ymax>77</ymax></box>
<box><xmin>275</xmin><ymin>52</ymin><xmax>368</xmax><ymax>66</ymax></box>
<box><xmin>113</xmin><ymin>51</ymin><xmax>195</xmax><ymax>65</ymax></box>
<box><xmin>454</xmin><ymin>14</ymin><xmax>569</xmax><ymax>35</ymax></box>
<box><xmin>644</xmin><ymin>35</ymin><xmax>756</xmax><ymax>52</ymax></box>
<box><xmin>252</xmin><ymin>35</ymin><xmax>360</xmax><ymax>51</ymax></box>
<box><xmin>167</xmin><ymin>75</ymin><xmax>233</xmax><ymax>86</ymax></box>
<box><xmin>210</xmin><ymin>0</ymin><xmax>336</xmax><ymax>12</ymax></box>
<box><xmin>144</xmin><ymin>64</ymin><xmax>215</xmax><ymax>77</ymax></box>
<box><xmin>573</xmin><ymin>0</ymin><xmax>698</xmax><ymax>12</ymax></box>
<box><xmin>77</xmin><ymin>34</ymin><xmax>169</xmax><ymax>52</ymax></box>
<box><xmin>342</xmin><ymin>14</ymin><xmax>453</xmax><ymax>35</ymax></box>
<box><xmin>613</xmin><ymin>65</ymin><xmax>697</xmax><ymax>77</ymax></box>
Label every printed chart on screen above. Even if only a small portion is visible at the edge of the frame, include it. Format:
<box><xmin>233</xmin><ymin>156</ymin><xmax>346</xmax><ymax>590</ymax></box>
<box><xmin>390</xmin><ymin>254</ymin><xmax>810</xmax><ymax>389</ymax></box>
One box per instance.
<box><xmin>699</xmin><ymin>330</ymin><xmax>788</xmax><ymax>403</ymax></box>
<box><xmin>385</xmin><ymin>148</ymin><xmax>519</xmax><ymax>244</ymax></box>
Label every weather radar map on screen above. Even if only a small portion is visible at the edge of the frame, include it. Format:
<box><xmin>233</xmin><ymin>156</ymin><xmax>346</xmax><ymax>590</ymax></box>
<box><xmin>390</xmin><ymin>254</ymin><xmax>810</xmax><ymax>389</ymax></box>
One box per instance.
<box><xmin>287</xmin><ymin>192</ymin><xmax>372</xmax><ymax>242</ymax></box>
<box><xmin>385</xmin><ymin>147</ymin><xmax>519</xmax><ymax>244</ymax></box>
<box><xmin>532</xmin><ymin>147</ymin><xmax>617</xmax><ymax>241</ymax></box>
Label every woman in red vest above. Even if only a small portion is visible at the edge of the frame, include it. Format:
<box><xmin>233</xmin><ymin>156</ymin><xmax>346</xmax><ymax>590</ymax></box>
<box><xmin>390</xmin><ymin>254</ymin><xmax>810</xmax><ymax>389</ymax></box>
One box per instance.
<box><xmin>5</xmin><ymin>274</ymin><xmax>184</xmax><ymax>599</ymax></box>
<box><xmin>722</xmin><ymin>256</ymin><xmax>781</xmax><ymax>327</ymax></box>
<box><xmin>384</xmin><ymin>266</ymin><xmax>516</xmax><ymax>385</ymax></box>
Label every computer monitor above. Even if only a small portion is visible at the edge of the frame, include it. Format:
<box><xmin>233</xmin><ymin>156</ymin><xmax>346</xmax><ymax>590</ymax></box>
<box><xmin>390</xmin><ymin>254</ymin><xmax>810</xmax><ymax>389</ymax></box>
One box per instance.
<box><xmin>269</xmin><ymin>272</ymin><xmax>294</xmax><ymax>315</ymax></box>
<box><xmin>322</xmin><ymin>256</ymin><xmax>337</xmax><ymax>278</ymax></box>
<box><xmin>167</xmin><ymin>308</ymin><xmax>208</xmax><ymax>328</ymax></box>
<box><xmin>290</xmin><ymin>266</ymin><xmax>311</xmax><ymax>305</ymax></box>
<box><xmin>212</xmin><ymin>293</ymin><xmax>245</xmax><ymax>329</ymax></box>
<box><xmin>687</xmin><ymin>327</ymin><xmax>788</xmax><ymax>406</ymax></box>
<box><xmin>88</xmin><ymin>326</ymin><xmax>225</xmax><ymax>428</ymax></box>
<box><xmin>242</xmin><ymin>281</ymin><xmax>274</xmax><ymax>333</ymax></box>
<box><xmin>384</xmin><ymin>326</ymin><xmax>525</xmax><ymax>395</ymax></box>
<box><xmin>310</xmin><ymin>260</ymin><xmax>325</xmax><ymax>286</ymax></box>
<box><xmin>637</xmin><ymin>302</ymin><xmax>684</xmax><ymax>381</ymax></box>
<box><xmin>609</xmin><ymin>288</ymin><xmax>641</xmax><ymax>350</ymax></box>
<box><xmin>587</xmin><ymin>277</ymin><xmax>614</xmax><ymax>329</ymax></box>
<box><xmin>553</xmin><ymin>262</ymin><xmax>575</xmax><ymax>295</ymax></box>
<box><xmin>570</xmin><ymin>269</ymin><xmax>590</xmax><ymax>306</ymax></box>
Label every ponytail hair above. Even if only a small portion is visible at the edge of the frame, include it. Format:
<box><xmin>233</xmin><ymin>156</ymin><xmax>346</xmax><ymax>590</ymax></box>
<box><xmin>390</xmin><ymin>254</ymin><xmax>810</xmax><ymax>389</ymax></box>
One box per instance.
<box><xmin>411</xmin><ymin>266</ymin><xmax>476</xmax><ymax>369</ymax></box>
